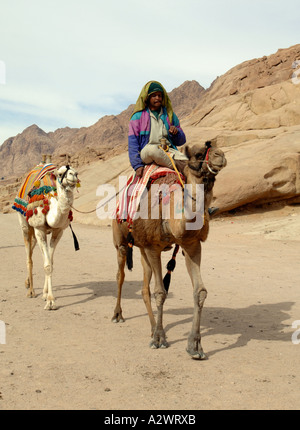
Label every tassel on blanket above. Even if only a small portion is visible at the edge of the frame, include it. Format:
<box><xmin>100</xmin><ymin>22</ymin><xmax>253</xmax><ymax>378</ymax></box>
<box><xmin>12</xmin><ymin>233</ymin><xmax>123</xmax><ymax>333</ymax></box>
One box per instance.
<box><xmin>126</xmin><ymin>227</ymin><xmax>134</xmax><ymax>270</ymax></box>
<box><xmin>163</xmin><ymin>244</ymin><xmax>180</xmax><ymax>292</ymax></box>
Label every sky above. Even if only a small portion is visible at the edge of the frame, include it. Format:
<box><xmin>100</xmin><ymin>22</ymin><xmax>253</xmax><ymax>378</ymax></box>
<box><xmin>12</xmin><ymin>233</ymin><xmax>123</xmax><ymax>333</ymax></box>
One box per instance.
<box><xmin>0</xmin><ymin>0</ymin><xmax>299</xmax><ymax>144</ymax></box>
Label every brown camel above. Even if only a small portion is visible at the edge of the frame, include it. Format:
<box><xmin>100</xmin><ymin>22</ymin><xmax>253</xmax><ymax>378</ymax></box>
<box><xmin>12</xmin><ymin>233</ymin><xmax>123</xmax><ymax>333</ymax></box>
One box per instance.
<box><xmin>112</xmin><ymin>142</ymin><xmax>227</xmax><ymax>359</ymax></box>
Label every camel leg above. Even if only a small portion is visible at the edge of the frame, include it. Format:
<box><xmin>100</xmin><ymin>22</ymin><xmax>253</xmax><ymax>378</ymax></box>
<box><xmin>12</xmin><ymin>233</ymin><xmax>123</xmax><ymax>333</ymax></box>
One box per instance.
<box><xmin>19</xmin><ymin>214</ymin><xmax>36</xmax><ymax>298</ymax></box>
<box><xmin>42</xmin><ymin>229</ymin><xmax>63</xmax><ymax>304</ymax></box>
<box><xmin>140</xmin><ymin>248</ymin><xmax>156</xmax><ymax>335</ymax></box>
<box><xmin>27</xmin><ymin>232</ymin><xmax>37</xmax><ymax>295</ymax></box>
<box><xmin>144</xmin><ymin>247</ymin><xmax>168</xmax><ymax>349</ymax></box>
<box><xmin>112</xmin><ymin>244</ymin><xmax>126</xmax><ymax>322</ymax></box>
<box><xmin>34</xmin><ymin>228</ymin><xmax>57</xmax><ymax>310</ymax></box>
<box><xmin>183</xmin><ymin>242</ymin><xmax>207</xmax><ymax>360</ymax></box>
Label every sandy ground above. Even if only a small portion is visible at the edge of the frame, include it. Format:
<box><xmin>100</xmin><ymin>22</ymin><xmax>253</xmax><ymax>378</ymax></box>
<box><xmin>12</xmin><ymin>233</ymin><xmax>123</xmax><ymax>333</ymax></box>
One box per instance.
<box><xmin>0</xmin><ymin>206</ymin><xmax>300</xmax><ymax>411</ymax></box>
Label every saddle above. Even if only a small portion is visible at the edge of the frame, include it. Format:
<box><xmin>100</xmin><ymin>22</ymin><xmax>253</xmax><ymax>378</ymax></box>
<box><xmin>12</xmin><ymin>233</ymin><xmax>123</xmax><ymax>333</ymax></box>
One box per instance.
<box><xmin>12</xmin><ymin>163</ymin><xmax>57</xmax><ymax>219</ymax></box>
<box><xmin>115</xmin><ymin>164</ymin><xmax>185</xmax><ymax>227</ymax></box>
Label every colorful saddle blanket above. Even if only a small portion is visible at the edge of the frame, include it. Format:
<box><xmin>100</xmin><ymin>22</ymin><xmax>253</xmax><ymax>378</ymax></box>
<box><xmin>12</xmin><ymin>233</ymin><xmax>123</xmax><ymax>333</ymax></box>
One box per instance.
<box><xmin>12</xmin><ymin>163</ymin><xmax>57</xmax><ymax>217</ymax></box>
<box><xmin>115</xmin><ymin>164</ymin><xmax>184</xmax><ymax>226</ymax></box>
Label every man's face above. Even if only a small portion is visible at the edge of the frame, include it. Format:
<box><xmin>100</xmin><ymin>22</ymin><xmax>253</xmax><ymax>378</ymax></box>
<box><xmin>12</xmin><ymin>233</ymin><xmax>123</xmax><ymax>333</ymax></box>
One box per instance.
<box><xmin>148</xmin><ymin>91</ymin><xmax>163</xmax><ymax>110</ymax></box>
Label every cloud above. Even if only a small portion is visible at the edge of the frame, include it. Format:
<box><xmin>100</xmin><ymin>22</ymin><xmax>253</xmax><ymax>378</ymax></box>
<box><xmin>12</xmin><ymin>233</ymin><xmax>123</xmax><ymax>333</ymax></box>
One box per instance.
<box><xmin>0</xmin><ymin>0</ymin><xmax>299</xmax><ymax>144</ymax></box>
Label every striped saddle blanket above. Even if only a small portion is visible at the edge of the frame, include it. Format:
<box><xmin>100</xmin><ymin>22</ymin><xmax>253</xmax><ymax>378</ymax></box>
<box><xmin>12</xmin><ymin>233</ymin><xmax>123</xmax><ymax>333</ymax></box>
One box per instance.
<box><xmin>115</xmin><ymin>164</ymin><xmax>184</xmax><ymax>226</ymax></box>
<box><xmin>12</xmin><ymin>163</ymin><xmax>57</xmax><ymax>216</ymax></box>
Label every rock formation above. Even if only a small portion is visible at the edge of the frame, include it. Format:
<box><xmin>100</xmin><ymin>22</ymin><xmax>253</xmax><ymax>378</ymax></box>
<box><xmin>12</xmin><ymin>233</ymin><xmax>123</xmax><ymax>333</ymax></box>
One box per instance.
<box><xmin>182</xmin><ymin>44</ymin><xmax>300</xmax><ymax>212</ymax></box>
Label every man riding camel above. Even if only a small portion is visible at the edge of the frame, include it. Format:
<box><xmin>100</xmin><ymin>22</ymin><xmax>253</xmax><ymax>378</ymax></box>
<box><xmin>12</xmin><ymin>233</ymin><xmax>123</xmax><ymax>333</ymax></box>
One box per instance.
<box><xmin>128</xmin><ymin>80</ymin><xmax>218</xmax><ymax>216</ymax></box>
<box><xmin>128</xmin><ymin>80</ymin><xmax>188</xmax><ymax>178</ymax></box>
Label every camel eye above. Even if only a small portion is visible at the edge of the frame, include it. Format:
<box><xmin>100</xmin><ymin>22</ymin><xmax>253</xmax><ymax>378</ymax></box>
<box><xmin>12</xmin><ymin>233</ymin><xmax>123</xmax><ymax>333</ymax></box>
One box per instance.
<box><xmin>195</xmin><ymin>152</ymin><xmax>203</xmax><ymax>160</ymax></box>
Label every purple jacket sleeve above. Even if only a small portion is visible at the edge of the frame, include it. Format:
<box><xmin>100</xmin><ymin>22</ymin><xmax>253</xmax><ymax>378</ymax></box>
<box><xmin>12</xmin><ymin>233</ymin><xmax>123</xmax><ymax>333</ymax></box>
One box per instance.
<box><xmin>169</xmin><ymin>113</ymin><xmax>186</xmax><ymax>147</ymax></box>
<box><xmin>128</xmin><ymin>117</ymin><xmax>144</xmax><ymax>171</ymax></box>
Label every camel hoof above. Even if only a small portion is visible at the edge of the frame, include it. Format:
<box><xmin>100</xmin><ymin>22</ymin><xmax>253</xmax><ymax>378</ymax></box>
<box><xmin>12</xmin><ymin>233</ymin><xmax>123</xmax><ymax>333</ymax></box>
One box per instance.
<box><xmin>149</xmin><ymin>341</ymin><xmax>159</xmax><ymax>349</ymax></box>
<box><xmin>111</xmin><ymin>313</ymin><xmax>125</xmax><ymax>323</ymax></box>
<box><xmin>149</xmin><ymin>340</ymin><xmax>168</xmax><ymax>349</ymax></box>
<box><xmin>159</xmin><ymin>341</ymin><xmax>169</xmax><ymax>349</ymax></box>
<box><xmin>186</xmin><ymin>348</ymin><xmax>207</xmax><ymax>360</ymax></box>
<box><xmin>26</xmin><ymin>290</ymin><xmax>36</xmax><ymax>298</ymax></box>
<box><xmin>112</xmin><ymin>317</ymin><xmax>125</xmax><ymax>323</ymax></box>
<box><xmin>44</xmin><ymin>301</ymin><xmax>57</xmax><ymax>310</ymax></box>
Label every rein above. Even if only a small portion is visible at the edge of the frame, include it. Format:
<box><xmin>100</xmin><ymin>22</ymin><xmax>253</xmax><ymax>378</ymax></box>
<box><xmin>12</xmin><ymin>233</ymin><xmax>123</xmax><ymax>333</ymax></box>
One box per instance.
<box><xmin>56</xmin><ymin>165</ymin><xmax>127</xmax><ymax>214</ymax></box>
<box><xmin>159</xmin><ymin>144</ymin><xmax>185</xmax><ymax>188</ymax></box>
<box><xmin>71</xmin><ymin>178</ymin><xmax>129</xmax><ymax>215</ymax></box>
<box><xmin>59</xmin><ymin>165</ymin><xmax>70</xmax><ymax>184</ymax></box>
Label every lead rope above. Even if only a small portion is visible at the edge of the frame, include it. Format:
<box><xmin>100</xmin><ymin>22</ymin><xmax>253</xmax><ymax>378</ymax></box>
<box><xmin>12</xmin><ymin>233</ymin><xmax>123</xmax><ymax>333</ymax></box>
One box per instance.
<box><xmin>159</xmin><ymin>142</ymin><xmax>185</xmax><ymax>189</ymax></box>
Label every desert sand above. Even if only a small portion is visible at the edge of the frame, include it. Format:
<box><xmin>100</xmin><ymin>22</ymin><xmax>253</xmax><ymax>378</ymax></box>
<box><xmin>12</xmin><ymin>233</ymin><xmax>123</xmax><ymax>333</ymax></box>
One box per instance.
<box><xmin>0</xmin><ymin>205</ymin><xmax>300</xmax><ymax>411</ymax></box>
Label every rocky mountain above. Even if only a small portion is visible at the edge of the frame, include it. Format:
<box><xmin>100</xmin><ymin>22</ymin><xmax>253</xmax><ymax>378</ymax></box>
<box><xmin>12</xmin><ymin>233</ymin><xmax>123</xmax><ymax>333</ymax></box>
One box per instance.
<box><xmin>0</xmin><ymin>125</ymin><xmax>56</xmax><ymax>180</ymax></box>
<box><xmin>181</xmin><ymin>44</ymin><xmax>300</xmax><ymax>212</ymax></box>
<box><xmin>1</xmin><ymin>44</ymin><xmax>300</xmax><ymax>219</ymax></box>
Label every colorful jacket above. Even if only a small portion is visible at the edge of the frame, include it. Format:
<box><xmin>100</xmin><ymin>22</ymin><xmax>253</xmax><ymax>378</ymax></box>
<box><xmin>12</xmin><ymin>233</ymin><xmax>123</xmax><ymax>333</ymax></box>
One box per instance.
<box><xmin>128</xmin><ymin>107</ymin><xmax>186</xmax><ymax>170</ymax></box>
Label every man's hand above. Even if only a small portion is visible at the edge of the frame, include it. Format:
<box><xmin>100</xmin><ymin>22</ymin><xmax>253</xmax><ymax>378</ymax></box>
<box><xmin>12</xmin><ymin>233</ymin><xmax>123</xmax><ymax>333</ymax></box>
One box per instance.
<box><xmin>135</xmin><ymin>166</ymin><xmax>144</xmax><ymax>177</ymax></box>
<box><xmin>169</xmin><ymin>125</ymin><xmax>178</xmax><ymax>135</ymax></box>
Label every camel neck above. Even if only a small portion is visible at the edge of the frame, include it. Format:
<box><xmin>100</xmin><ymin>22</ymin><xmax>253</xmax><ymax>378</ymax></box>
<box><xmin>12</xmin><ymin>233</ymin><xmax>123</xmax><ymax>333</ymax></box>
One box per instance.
<box><xmin>56</xmin><ymin>184</ymin><xmax>74</xmax><ymax>213</ymax></box>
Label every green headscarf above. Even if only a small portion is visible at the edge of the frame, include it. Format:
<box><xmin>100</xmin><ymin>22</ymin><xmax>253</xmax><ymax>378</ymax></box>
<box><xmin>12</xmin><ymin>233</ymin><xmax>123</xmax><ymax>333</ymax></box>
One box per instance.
<box><xmin>131</xmin><ymin>80</ymin><xmax>174</xmax><ymax>123</ymax></box>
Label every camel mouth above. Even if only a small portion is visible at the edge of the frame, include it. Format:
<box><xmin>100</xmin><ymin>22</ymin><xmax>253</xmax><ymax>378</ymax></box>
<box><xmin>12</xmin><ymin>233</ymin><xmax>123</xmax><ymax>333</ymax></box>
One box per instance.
<box><xmin>64</xmin><ymin>178</ymin><xmax>78</xmax><ymax>188</ymax></box>
<box><xmin>207</xmin><ymin>154</ymin><xmax>227</xmax><ymax>174</ymax></box>
<box><xmin>208</xmin><ymin>163</ymin><xmax>223</xmax><ymax>172</ymax></box>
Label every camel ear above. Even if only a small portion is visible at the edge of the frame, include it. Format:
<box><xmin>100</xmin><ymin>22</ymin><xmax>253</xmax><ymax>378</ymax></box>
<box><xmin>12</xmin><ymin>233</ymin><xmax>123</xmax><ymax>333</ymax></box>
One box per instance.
<box><xmin>185</xmin><ymin>146</ymin><xmax>192</xmax><ymax>160</ymax></box>
<box><xmin>206</xmin><ymin>138</ymin><xmax>217</xmax><ymax>148</ymax></box>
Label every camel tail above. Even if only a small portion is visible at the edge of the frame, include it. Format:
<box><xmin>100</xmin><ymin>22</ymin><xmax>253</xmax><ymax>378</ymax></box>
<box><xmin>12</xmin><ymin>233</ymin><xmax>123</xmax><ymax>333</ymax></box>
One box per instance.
<box><xmin>163</xmin><ymin>244</ymin><xmax>180</xmax><ymax>292</ymax></box>
<box><xmin>126</xmin><ymin>228</ymin><xmax>134</xmax><ymax>270</ymax></box>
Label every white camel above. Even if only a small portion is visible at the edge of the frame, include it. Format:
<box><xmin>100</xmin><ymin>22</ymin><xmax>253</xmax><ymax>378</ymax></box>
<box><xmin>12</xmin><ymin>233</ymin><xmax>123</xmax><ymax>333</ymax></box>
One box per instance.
<box><xmin>17</xmin><ymin>165</ymin><xmax>79</xmax><ymax>310</ymax></box>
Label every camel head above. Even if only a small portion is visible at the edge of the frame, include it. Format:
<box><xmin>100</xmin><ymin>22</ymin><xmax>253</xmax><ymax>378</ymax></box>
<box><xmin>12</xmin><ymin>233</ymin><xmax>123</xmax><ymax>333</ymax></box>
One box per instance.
<box><xmin>55</xmin><ymin>165</ymin><xmax>79</xmax><ymax>190</ymax></box>
<box><xmin>185</xmin><ymin>141</ymin><xmax>227</xmax><ymax>178</ymax></box>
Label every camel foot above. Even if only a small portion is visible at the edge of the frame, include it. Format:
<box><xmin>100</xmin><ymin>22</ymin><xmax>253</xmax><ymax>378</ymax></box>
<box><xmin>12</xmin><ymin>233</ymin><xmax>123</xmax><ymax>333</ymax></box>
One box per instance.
<box><xmin>112</xmin><ymin>316</ymin><xmax>125</xmax><ymax>323</ymax></box>
<box><xmin>44</xmin><ymin>300</ymin><xmax>57</xmax><ymax>310</ymax></box>
<box><xmin>111</xmin><ymin>311</ymin><xmax>125</xmax><ymax>323</ymax></box>
<box><xmin>187</xmin><ymin>335</ymin><xmax>207</xmax><ymax>360</ymax></box>
<box><xmin>149</xmin><ymin>330</ymin><xmax>168</xmax><ymax>349</ymax></box>
<box><xmin>149</xmin><ymin>340</ymin><xmax>169</xmax><ymax>349</ymax></box>
<box><xmin>150</xmin><ymin>341</ymin><xmax>159</xmax><ymax>349</ymax></box>
<box><xmin>26</xmin><ymin>290</ymin><xmax>36</xmax><ymax>298</ymax></box>
<box><xmin>186</xmin><ymin>348</ymin><xmax>207</xmax><ymax>360</ymax></box>
<box><xmin>159</xmin><ymin>341</ymin><xmax>169</xmax><ymax>349</ymax></box>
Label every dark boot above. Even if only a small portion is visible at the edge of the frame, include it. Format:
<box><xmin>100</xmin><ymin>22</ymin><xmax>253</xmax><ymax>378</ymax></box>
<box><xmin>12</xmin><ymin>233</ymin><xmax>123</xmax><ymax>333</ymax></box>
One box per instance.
<box><xmin>208</xmin><ymin>207</ymin><xmax>219</xmax><ymax>216</ymax></box>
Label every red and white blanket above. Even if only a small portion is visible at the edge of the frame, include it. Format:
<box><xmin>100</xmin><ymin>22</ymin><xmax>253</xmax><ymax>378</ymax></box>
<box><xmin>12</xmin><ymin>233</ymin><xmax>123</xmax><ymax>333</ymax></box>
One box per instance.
<box><xmin>115</xmin><ymin>164</ymin><xmax>184</xmax><ymax>226</ymax></box>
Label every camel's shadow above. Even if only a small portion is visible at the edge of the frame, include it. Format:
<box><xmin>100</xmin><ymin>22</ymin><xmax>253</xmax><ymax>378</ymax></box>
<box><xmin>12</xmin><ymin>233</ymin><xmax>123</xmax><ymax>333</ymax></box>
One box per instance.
<box><xmin>55</xmin><ymin>280</ymin><xmax>142</xmax><ymax>306</ymax></box>
<box><xmin>164</xmin><ymin>301</ymin><xmax>295</xmax><ymax>357</ymax></box>
<box><xmin>54</xmin><ymin>281</ymin><xmax>294</xmax><ymax>357</ymax></box>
